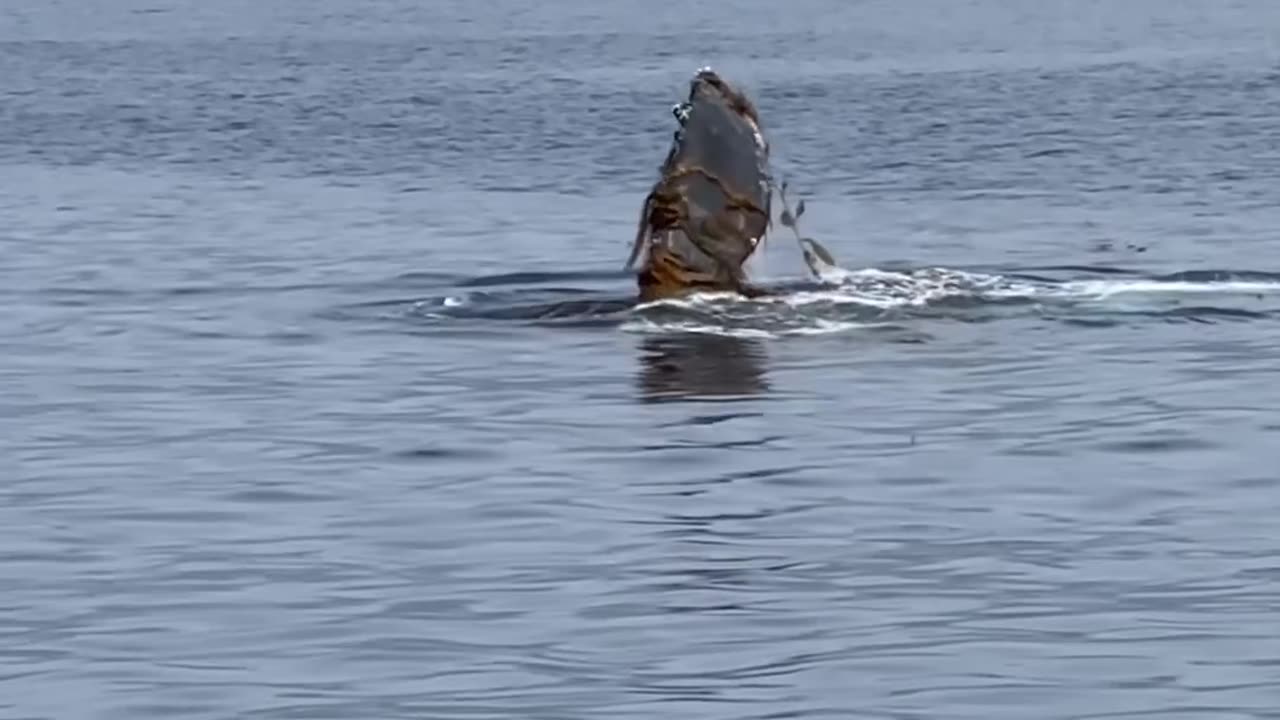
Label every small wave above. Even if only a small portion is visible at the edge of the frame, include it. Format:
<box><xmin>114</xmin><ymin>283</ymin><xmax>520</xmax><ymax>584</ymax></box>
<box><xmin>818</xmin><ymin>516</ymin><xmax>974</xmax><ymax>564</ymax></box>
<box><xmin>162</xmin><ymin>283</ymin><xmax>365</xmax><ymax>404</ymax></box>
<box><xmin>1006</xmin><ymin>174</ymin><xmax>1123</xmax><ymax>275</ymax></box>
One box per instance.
<box><xmin>620</xmin><ymin>315</ymin><xmax>892</xmax><ymax>339</ymax></box>
<box><xmin>1160</xmin><ymin>305</ymin><xmax>1271</xmax><ymax>321</ymax></box>
<box><xmin>620</xmin><ymin>264</ymin><xmax>1280</xmax><ymax>337</ymax></box>
<box><xmin>328</xmin><ymin>263</ymin><xmax>1280</xmax><ymax>338</ymax></box>
<box><xmin>455</xmin><ymin>269</ymin><xmax>630</xmax><ymax>288</ymax></box>
<box><xmin>622</xmin><ymin>267</ymin><xmax>1019</xmax><ymax>337</ymax></box>
<box><xmin>1062</xmin><ymin>278</ymin><xmax>1280</xmax><ymax>298</ymax></box>
<box><xmin>1155</xmin><ymin>269</ymin><xmax>1280</xmax><ymax>283</ymax></box>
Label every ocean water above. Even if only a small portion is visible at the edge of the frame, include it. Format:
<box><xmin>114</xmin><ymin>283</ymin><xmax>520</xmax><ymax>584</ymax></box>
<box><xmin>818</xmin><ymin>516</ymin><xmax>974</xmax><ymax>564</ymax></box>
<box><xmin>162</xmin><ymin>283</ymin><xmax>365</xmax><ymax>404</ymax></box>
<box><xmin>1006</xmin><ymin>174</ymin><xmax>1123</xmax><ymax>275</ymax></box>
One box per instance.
<box><xmin>5</xmin><ymin>1</ymin><xmax>1280</xmax><ymax>718</ymax></box>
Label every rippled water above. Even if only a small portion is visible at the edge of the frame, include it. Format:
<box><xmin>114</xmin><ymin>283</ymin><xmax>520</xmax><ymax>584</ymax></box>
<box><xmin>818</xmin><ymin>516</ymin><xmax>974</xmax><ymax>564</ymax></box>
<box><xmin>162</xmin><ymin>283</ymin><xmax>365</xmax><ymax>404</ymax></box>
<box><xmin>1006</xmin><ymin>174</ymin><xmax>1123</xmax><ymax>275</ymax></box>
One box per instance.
<box><xmin>6</xmin><ymin>1</ymin><xmax>1280</xmax><ymax>718</ymax></box>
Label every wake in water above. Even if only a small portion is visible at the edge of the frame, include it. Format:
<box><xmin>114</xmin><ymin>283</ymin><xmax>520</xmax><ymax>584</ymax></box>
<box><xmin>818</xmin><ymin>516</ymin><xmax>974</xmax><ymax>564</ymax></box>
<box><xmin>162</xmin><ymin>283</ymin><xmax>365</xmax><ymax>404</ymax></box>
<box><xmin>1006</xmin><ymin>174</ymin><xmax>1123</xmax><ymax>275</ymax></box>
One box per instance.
<box><xmin>344</xmin><ymin>261</ymin><xmax>1280</xmax><ymax>340</ymax></box>
<box><xmin>328</xmin><ymin>197</ymin><xmax>1280</xmax><ymax>337</ymax></box>
<box><xmin>622</xmin><ymin>265</ymin><xmax>1280</xmax><ymax>337</ymax></box>
<box><xmin>325</xmin><ymin>67</ymin><xmax>1280</xmax><ymax>340</ymax></box>
<box><xmin>327</xmin><ymin>67</ymin><xmax>1280</xmax><ymax>339</ymax></box>
<box><xmin>611</xmin><ymin>194</ymin><xmax>1280</xmax><ymax>337</ymax></box>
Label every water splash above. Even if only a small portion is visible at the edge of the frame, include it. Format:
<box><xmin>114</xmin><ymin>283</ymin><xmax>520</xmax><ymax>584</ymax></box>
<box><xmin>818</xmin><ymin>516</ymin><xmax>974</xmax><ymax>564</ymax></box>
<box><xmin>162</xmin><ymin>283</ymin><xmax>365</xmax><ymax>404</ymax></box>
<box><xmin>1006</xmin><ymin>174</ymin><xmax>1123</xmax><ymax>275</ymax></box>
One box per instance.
<box><xmin>332</xmin><ymin>265</ymin><xmax>1280</xmax><ymax>337</ymax></box>
<box><xmin>620</xmin><ymin>265</ymin><xmax>1280</xmax><ymax>337</ymax></box>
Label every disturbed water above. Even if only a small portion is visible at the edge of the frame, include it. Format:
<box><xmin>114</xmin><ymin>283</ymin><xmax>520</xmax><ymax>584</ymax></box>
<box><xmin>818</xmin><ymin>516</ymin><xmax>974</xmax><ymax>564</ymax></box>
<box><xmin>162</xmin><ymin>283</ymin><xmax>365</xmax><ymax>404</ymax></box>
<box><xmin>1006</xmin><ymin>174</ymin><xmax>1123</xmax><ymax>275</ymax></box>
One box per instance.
<box><xmin>5</xmin><ymin>1</ymin><xmax>1280</xmax><ymax>718</ymax></box>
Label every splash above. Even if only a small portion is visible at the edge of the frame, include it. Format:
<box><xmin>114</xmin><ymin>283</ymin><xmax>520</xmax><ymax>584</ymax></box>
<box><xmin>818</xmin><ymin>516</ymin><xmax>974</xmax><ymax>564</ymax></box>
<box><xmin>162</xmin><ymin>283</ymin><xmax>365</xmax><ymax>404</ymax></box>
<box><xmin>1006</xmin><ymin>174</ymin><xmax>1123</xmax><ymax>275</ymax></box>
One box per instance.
<box><xmin>331</xmin><ymin>264</ymin><xmax>1280</xmax><ymax>336</ymax></box>
<box><xmin>1060</xmin><ymin>277</ymin><xmax>1280</xmax><ymax>300</ymax></box>
<box><xmin>619</xmin><ymin>265</ymin><xmax>1280</xmax><ymax>338</ymax></box>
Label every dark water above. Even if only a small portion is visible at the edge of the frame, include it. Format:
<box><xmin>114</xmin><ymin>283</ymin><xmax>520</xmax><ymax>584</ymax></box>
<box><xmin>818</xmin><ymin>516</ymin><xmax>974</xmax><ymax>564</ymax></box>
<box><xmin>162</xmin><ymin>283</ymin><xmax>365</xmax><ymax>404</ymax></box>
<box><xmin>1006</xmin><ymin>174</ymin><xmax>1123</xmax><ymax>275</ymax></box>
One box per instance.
<box><xmin>6</xmin><ymin>1</ymin><xmax>1280</xmax><ymax>717</ymax></box>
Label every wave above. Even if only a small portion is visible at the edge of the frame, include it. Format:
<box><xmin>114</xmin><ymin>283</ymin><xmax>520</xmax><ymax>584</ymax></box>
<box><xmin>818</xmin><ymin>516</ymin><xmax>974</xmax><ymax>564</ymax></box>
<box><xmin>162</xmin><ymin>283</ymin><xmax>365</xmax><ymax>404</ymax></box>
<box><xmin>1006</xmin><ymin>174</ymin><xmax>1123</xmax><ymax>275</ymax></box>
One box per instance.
<box><xmin>617</xmin><ymin>265</ymin><xmax>1280</xmax><ymax>337</ymax></box>
<box><xmin>331</xmin><ymin>264</ymin><xmax>1280</xmax><ymax>338</ymax></box>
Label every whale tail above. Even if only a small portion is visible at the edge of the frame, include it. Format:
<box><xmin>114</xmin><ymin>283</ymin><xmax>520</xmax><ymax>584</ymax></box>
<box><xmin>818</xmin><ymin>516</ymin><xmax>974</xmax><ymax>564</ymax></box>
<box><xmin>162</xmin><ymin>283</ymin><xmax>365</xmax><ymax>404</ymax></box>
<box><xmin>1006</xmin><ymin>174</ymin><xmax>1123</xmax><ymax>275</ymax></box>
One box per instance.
<box><xmin>629</xmin><ymin>68</ymin><xmax>774</xmax><ymax>302</ymax></box>
<box><xmin>627</xmin><ymin>68</ymin><xmax>847</xmax><ymax>299</ymax></box>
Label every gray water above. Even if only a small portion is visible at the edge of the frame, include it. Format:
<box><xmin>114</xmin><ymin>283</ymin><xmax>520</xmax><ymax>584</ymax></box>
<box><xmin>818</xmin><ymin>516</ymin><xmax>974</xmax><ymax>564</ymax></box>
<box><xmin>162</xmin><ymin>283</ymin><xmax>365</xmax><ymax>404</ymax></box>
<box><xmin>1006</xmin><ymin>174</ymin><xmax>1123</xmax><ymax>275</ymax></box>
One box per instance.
<box><xmin>5</xmin><ymin>1</ymin><xmax>1280</xmax><ymax>718</ymax></box>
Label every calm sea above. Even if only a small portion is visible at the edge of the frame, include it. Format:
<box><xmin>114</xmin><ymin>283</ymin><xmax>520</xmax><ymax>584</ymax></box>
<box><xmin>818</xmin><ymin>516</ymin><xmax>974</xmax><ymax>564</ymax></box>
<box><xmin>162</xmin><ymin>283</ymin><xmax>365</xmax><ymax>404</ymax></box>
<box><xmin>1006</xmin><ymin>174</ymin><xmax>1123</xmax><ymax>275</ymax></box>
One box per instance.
<box><xmin>5</xmin><ymin>1</ymin><xmax>1280</xmax><ymax>717</ymax></box>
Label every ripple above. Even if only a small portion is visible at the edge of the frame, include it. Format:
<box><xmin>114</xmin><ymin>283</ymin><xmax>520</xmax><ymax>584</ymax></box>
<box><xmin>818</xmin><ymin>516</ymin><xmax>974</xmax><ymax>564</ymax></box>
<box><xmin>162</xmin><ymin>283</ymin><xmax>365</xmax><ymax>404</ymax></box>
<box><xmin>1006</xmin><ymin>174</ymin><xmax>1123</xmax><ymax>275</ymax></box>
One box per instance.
<box><xmin>338</xmin><ymin>263</ymin><xmax>1280</xmax><ymax>340</ymax></box>
<box><xmin>9</xmin><ymin>8</ymin><xmax>1280</xmax><ymax>720</ymax></box>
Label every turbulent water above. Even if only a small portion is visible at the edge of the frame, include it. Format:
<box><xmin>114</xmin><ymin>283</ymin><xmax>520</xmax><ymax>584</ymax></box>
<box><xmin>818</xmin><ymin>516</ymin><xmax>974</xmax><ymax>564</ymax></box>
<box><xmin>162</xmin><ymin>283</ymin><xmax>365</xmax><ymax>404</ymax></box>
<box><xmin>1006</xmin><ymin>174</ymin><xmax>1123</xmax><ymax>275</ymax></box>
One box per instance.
<box><xmin>6</xmin><ymin>1</ymin><xmax>1280</xmax><ymax>718</ymax></box>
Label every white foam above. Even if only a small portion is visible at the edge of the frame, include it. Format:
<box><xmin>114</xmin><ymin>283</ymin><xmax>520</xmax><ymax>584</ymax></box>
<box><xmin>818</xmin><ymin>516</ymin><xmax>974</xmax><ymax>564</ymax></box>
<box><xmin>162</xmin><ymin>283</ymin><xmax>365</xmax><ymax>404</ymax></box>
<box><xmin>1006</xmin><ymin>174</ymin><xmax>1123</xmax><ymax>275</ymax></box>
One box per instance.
<box><xmin>632</xmin><ymin>290</ymin><xmax>744</xmax><ymax>312</ymax></box>
<box><xmin>619</xmin><ymin>315</ymin><xmax>885</xmax><ymax>338</ymax></box>
<box><xmin>816</xmin><ymin>266</ymin><xmax>1280</xmax><ymax>304</ymax></box>
<box><xmin>620</xmin><ymin>317</ymin><xmax>775</xmax><ymax>338</ymax></box>
<box><xmin>1062</xmin><ymin>279</ymin><xmax>1280</xmax><ymax>299</ymax></box>
<box><xmin>619</xmin><ymin>264</ymin><xmax>1280</xmax><ymax>339</ymax></box>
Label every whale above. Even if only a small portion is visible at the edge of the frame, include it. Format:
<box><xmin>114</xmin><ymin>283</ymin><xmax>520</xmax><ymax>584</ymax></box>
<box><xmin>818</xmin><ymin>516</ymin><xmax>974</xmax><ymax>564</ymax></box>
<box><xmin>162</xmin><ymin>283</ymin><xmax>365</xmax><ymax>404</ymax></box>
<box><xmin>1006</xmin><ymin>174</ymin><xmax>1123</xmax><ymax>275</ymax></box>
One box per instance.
<box><xmin>626</xmin><ymin>68</ymin><xmax>844</xmax><ymax>301</ymax></box>
<box><xmin>626</xmin><ymin>68</ymin><xmax>776</xmax><ymax>302</ymax></box>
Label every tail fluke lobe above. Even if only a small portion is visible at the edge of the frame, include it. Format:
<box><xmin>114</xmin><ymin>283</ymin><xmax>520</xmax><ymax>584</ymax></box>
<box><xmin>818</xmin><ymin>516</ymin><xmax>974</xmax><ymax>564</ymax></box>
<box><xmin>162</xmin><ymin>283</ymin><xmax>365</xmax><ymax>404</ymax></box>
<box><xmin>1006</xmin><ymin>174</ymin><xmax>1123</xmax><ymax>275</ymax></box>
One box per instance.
<box><xmin>772</xmin><ymin>178</ymin><xmax>845</xmax><ymax>282</ymax></box>
<box><xmin>798</xmin><ymin>236</ymin><xmax>844</xmax><ymax>282</ymax></box>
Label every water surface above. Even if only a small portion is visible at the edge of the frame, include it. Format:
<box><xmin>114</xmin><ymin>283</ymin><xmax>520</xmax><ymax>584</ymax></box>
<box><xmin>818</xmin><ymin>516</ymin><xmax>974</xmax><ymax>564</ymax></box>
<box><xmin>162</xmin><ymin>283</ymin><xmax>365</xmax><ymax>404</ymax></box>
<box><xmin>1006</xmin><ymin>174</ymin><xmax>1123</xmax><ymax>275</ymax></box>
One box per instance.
<box><xmin>5</xmin><ymin>1</ymin><xmax>1280</xmax><ymax>718</ymax></box>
